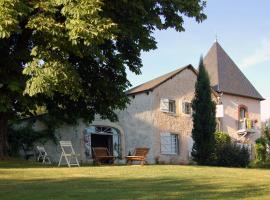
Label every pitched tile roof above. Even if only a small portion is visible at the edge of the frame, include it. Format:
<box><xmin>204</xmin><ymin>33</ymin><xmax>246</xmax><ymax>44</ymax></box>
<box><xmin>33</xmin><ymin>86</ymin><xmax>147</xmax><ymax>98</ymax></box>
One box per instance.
<box><xmin>126</xmin><ymin>64</ymin><xmax>196</xmax><ymax>95</ymax></box>
<box><xmin>204</xmin><ymin>42</ymin><xmax>264</xmax><ymax>100</ymax></box>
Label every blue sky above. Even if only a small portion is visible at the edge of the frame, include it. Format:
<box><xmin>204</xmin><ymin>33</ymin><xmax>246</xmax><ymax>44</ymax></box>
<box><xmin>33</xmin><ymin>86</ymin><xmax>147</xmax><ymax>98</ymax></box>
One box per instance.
<box><xmin>127</xmin><ymin>0</ymin><xmax>270</xmax><ymax>120</ymax></box>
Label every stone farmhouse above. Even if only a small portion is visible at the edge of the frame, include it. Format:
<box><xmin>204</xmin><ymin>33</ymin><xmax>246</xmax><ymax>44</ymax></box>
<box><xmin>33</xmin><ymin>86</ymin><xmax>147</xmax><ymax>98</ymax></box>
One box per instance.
<box><xmin>40</xmin><ymin>42</ymin><xmax>264</xmax><ymax>164</ymax></box>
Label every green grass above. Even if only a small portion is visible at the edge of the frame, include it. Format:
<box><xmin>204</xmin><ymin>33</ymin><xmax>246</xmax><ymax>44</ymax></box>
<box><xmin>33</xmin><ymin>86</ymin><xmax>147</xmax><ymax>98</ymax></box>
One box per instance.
<box><xmin>1</xmin><ymin>161</ymin><xmax>270</xmax><ymax>199</ymax></box>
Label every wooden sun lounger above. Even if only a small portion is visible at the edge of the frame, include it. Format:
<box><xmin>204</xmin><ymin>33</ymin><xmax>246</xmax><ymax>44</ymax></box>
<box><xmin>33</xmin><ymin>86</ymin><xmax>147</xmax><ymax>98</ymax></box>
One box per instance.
<box><xmin>92</xmin><ymin>147</ymin><xmax>116</xmax><ymax>164</ymax></box>
<box><xmin>125</xmin><ymin>148</ymin><xmax>149</xmax><ymax>165</ymax></box>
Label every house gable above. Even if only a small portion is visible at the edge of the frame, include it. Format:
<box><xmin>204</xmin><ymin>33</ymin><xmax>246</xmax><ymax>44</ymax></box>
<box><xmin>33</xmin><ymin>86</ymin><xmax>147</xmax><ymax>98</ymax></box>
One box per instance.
<box><xmin>126</xmin><ymin>64</ymin><xmax>197</xmax><ymax>96</ymax></box>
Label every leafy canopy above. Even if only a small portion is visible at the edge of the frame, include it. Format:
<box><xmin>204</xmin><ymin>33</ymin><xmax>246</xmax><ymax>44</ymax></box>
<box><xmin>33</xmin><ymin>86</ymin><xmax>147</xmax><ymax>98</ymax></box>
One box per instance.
<box><xmin>0</xmin><ymin>0</ymin><xmax>206</xmax><ymax>124</ymax></box>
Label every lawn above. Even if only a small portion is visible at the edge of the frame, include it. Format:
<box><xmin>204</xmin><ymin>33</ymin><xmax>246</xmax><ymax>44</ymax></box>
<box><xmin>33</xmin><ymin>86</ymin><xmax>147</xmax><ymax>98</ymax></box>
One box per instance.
<box><xmin>1</xmin><ymin>161</ymin><xmax>270</xmax><ymax>200</ymax></box>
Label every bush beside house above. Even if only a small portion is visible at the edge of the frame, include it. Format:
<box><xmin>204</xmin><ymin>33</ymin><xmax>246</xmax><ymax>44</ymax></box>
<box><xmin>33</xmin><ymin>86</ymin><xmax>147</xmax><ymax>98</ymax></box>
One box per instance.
<box><xmin>214</xmin><ymin>132</ymin><xmax>250</xmax><ymax>167</ymax></box>
<box><xmin>251</xmin><ymin>120</ymin><xmax>270</xmax><ymax>168</ymax></box>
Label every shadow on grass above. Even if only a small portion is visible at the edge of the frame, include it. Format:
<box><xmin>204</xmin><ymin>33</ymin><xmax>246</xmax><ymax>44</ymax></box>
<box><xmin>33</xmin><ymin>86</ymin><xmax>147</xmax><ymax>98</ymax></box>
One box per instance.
<box><xmin>0</xmin><ymin>160</ymin><xmax>131</xmax><ymax>169</ymax></box>
<box><xmin>0</xmin><ymin>176</ymin><xmax>269</xmax><ymax>200</ymax></box>
<box><xmin>0</xmin><ymin>160</ymin><xmax>55</xmax><ymax>168</ymax></box>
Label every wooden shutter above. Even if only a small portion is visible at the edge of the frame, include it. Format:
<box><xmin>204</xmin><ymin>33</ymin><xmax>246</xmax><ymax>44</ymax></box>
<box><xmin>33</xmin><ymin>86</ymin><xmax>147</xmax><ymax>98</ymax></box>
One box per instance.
<box><xmin>160</xmin><ymin>132</ymin><xmax>172</xmax><ymax>154</ymax></box>
<box><xmin>182</xmin><ymin>102</ymin><xmax>186</xmax><ymax>114</ymax></box>
<box><xmin>160</xmin><ymin>98</ymin><xmax>169</xmax><ymax>112</ymax></box>
<box><xmin>182</xmin><ymin>102</ymin><xmax>189</xmax><ymax>114</ymax></box>
<box><xmin>187</xmin><ymin>135</ymin><xmax>194</xmax><ymax>158</ymax></box>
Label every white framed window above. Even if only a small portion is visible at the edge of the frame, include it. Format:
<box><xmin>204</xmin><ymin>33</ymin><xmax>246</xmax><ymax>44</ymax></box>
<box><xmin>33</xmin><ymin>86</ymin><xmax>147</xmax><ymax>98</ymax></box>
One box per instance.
<box><xmin>160</xmin><ymin>132</ymin><xmax>179</xmax><ymax>155</ymax></box>
<box><xmin>160</xmin><ymin>98</ymin><xmax>176</xmax><ymax>114</ymax></box>
<box><xmin>182</xmin><ymin>102</ymin><xmax>192</xmax><ymax>115</ymax></box>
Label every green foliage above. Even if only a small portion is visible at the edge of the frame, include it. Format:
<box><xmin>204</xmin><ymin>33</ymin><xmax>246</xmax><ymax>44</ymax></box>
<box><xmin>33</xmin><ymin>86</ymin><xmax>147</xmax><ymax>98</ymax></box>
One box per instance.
<box><xmin>262</xmin><ymin>120</ymin><xmax>270</xmax><ymax>145</ymax></box>
<box><xmin>215</xmin><ymin>143</ymin><xmax>250</xmax><ymax>167</ymax></box>
<box><xmin>0</xmin><ymin>0</ymin><xmax>207</xmax><ymax>120</ymax></box>
<box><xmin>191</xmin><ymin>57</ymin><xmax>216</xmax><ymax>165</ymax></box>
<box><xmin>7</xmin><ymin>118</ymin><xmax>57</xmax><ymax>156</ymax></box>
<box><xmin>0</xmin><ymin>0</ymin><xmax>31</xmax><ymax>38</ymax></box>
<box><xmin>255</xmin><ymin>142</ymin><xmax>267</xmax><ymax>162</ymax></box>
<box><xmin>215</xmin><ymin>131</ymin><xmax>231</xmax><ymax>146</ymax></box>
<box><xmin>213</xmin><ymin>132</ymin><xmax>250</xmax><ymax>167</ymax></box>
<box><xmin>252</xmin><ymin>120</ymin><xmax>270</xmax><ymax>167</ymax></box>
<box><xmin>0</xmin><ymin>0</ymin><xmax>207</xmax><ymax>156</ymax></box>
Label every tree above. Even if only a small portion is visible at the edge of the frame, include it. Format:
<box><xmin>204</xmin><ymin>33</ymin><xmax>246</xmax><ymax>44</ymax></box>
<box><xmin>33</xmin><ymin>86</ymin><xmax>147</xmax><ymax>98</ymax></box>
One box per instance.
<box><xmin>254</xmin><ymin>119</ymin><xmax>270</xmax><ymax>163</ymax></box>
<box><xmin>191</xmin><ymin>57</ymin><xmax>216</xmax><ymax>165</ymax></box>
<box><xmin>262</xmin><ymin>119</ymin><xmax>270</xmax><ymax>146</ymax></box>
<box><xmin>0</xmin><ymin>0</ymin><xmax>207</xmax><ymax>158</ymax></box>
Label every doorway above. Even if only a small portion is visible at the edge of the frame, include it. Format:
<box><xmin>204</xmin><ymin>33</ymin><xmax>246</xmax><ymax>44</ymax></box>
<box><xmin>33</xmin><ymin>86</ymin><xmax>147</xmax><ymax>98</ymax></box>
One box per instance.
<box><xmin>91</xmin><ymin>134</ymin><xmax>113</xmax><ymax>155</ymax></box>
<box><xmin>84</xmin><ymin>125</ymin><xmax>122</xmax><ymax>160</ymax></box>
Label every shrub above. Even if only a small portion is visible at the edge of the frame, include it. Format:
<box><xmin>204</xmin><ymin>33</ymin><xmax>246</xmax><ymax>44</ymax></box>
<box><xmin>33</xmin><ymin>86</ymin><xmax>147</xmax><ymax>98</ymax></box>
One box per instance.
<box><xmin>215</xmin><ymin>143</ymin><xmax>250</xmax><ymax>167</ymax></box>
<box><xmin>255</xmin><ymin>137</ymin><xmax>267</xmax><ymax>162</ymax></box>
<box><xmin>214</xmin><ymin>132</ymin><xmax>250</xmax><ymax>167</ymax></box>
<box><xmin>215</xmin><ymin>132</ymin><xmax>231</xmax><ymax>146</ymax></box>
<box><xmin>252</xmin><ymin>121</ymin><xmax>270</xmax><ymax>168</ymax></box>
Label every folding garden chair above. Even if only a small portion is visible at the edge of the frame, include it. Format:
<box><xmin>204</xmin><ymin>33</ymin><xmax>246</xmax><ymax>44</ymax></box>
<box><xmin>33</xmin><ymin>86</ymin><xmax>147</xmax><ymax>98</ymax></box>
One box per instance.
<box><xmin>36</xmin><ymin>146</ymin><xmax>51</xmax><ymax>164</ymax></box>
<box><xmin>58</xmin><ymin>141</ymin><xmax>80</xmax><ymax>167</ymax></box>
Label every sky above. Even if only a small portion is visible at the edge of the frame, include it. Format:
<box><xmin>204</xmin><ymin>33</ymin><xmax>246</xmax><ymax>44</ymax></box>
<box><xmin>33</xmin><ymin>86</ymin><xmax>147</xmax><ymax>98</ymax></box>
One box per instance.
<box><xmin>126</xmin><ymin>0</ymin><xmax>270</xmax><ymax>121</ymax></box>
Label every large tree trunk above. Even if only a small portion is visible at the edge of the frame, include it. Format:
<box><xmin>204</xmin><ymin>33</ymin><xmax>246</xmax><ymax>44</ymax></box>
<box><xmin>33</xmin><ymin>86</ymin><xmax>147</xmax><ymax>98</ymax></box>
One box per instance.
<box><xmin>0</xmin><ymin>113</ymin><xmax>8</xmax><ymax>159</ymax></box>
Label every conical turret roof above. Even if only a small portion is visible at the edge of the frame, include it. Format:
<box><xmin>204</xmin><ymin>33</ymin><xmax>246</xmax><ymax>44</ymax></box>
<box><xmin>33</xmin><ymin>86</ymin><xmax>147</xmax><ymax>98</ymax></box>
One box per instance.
<box><xmin>204</xmin><ymin>42</ymin><xmax>264</xmax><ymax>100</ymax></box>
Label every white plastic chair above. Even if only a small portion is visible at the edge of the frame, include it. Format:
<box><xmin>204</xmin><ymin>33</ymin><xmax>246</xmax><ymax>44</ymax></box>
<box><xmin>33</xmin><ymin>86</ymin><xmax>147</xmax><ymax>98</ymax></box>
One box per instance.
<box><xmin>58</xmin><ymin>141</ymin><xmax>80</xmax><ymax>167</ymax></box>
<box><xmin>36</xmin><ymin>146</ymin><xmax>51</xmax><ymax>164</ymax></box>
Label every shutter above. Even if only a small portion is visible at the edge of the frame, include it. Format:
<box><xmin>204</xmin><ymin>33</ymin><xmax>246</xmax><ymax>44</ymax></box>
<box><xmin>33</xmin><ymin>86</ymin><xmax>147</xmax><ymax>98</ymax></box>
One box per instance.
<box><xmin>160</xmin><ymin>132</ymin><xmax>172</xmax><ymax>154</ymax></box>
<box><xmin>187</xmin><ymin>135</ymin><xmax>194</xmax><ymax>158</ymax></box>
<box><xmin>160</xmin><ymin>98</ymin><xmax>169</xmax><ymax>112</ymax></box>
<box><xmin>182</xmin><ymin>102</ymin><xmax>186</xmax><ymax>114</ymax></box>
<box><xmin>182</xmin><ymin>102</ymin><xmax>189</xmax><ymax>114</ymax></box>
<box><xmin>112</xmin><ymin>133</ymin><xmax>120</xmax><ymax>157</ymax></box>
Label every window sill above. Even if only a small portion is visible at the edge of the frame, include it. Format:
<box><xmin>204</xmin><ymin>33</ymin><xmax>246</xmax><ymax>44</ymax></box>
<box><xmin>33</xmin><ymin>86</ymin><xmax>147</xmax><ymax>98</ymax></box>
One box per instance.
<box><xmin>161</xmin><ymin>153</ymin><xmax>178</xmax><ymax>156</ymax></box>
<box><xmin>167</xmin><ymin>112</ymin><xmax>177</xmax><ymax>117</ymax></box>
<box><xmin>161</xmin><ymin>111</ymin><xmax>178</xmax><ymax>116</ymax></box>
<box><xmin>182</xmin><ymin>113</ymin><xmax>192</xmax><ymax>117</ymax></box>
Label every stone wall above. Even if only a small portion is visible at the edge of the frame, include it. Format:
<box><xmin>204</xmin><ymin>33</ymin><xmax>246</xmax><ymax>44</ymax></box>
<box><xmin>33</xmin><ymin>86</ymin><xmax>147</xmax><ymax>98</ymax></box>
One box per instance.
<box><xmin>22</xmin><ymin>67</ymin><xmax>262</xmax><ymax>165</ymax></box>
<box><xmin>220</xmin><ymin>94</ymin><xmax>261</xmax><ymax>143</ymax></box>
<box><xmin>30</xmin><ymin>120</ymin><xmax>85</xmax><ymax>163</ymax></box>
<box><xmin>116</xmin><ymin>92</ymin><xmax>155</xmax><ymax>163</ymax></box>
<box><xmin>32</xmin><ymin>92</ymin><xmax>156</xmax><ymax>164</ymax></box>
<box><xmin>150</xmin><ymin>68</ymin><xmax>197</xmax><ymax>164</ymax></box>
<box><xmin>33</xmin><ymin>119</ymin><xmax>126</xmax><ymax>164</ymax></box>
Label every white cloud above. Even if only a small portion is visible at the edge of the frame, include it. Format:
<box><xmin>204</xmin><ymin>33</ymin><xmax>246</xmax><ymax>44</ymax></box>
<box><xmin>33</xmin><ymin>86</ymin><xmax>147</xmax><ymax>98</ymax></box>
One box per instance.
<box><xmin>261</xmin><ymin>98</ymin><xmax>270</xmax><ymax>122</ymax></box>
<box><xmin>240</xmin><ymin>39</ymin><xmax>270</xmax><ymax>68</ymax></box>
